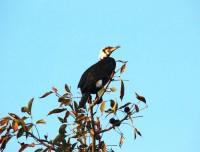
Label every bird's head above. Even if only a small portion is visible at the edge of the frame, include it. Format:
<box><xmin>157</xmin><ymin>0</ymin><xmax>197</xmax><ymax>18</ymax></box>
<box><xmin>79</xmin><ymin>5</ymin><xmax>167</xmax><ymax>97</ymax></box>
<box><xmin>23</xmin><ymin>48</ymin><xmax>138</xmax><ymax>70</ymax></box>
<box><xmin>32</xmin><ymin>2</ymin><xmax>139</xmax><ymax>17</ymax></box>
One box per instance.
<box><xmin>98</xmin><ymin>45</ymin><xmax>120</xmax><ymax>60</ymax></box>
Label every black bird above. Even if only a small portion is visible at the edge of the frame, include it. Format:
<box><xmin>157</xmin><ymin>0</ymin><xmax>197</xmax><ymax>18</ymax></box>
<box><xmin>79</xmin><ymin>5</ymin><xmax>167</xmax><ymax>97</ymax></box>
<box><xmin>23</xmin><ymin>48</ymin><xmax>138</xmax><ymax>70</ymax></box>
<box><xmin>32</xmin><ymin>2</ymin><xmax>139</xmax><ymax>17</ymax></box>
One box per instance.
<box><xmin>78</xmin><ymin>45</ymin><xmax>120</xmax><ymax>108</ymax></box>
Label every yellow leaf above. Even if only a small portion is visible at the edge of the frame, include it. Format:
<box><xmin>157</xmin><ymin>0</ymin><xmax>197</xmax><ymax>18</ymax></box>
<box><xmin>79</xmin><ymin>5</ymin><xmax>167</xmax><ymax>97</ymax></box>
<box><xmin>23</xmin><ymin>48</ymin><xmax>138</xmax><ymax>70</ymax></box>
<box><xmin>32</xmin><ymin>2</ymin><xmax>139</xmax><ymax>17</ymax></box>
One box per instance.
<box><xmin>36</xmin><ymin>119</ymin><xmax>46</xmax><ymax>124</ymax></box>
<box><xmin>129</xmin><ymin>115</ymin><xmax>133</xmax><ymax>124</ymax></box>
<box><xmin>28</xmin><ymin>98</ymin><xmax>34</xmax><ymax>115</ymax></box>
<box><xmin>112</xmin><ymin>101</ymin><xmax>118</xmax><ymax>114</ymax></box>
<box><xmin>110</xmin><ymin>87</ymin><xmax>117</xmax><ymax>92</ymax></box>
<box><xmin>119</xmin><ymin>135</ymin><xmax>124</xmax><ymax>147</ymax></box>
<box><xmin>100</xmin><ymin>101</ymin><xmax>106</xmax><ymax>113</ymax></box>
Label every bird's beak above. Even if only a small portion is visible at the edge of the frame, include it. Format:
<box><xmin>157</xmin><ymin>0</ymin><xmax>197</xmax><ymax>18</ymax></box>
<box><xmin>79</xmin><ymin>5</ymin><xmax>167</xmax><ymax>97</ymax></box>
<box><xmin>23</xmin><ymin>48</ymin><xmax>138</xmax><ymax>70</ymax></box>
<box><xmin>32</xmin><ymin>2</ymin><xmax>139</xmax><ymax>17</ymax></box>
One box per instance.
<box><xmin>110</xmin><ymin>45</ymin><xmax>120</xmax><ymax>53</ymax></box>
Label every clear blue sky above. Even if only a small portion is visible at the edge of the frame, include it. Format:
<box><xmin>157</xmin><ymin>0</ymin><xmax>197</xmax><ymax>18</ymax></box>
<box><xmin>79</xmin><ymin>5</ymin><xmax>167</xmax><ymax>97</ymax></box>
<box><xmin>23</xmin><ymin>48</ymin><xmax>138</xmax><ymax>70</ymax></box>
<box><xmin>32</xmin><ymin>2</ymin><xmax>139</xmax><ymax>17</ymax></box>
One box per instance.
<box><xmin>0</xmin><ymin>0</ymin><xmax>200</xmax><ymax>152</ymax></box>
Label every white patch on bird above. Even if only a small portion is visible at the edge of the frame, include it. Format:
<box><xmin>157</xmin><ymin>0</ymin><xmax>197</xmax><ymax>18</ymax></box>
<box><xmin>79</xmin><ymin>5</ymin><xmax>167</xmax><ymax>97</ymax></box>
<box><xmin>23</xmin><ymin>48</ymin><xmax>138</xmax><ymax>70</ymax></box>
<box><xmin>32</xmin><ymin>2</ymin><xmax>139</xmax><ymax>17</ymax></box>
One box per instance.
<box><xmin>98</xmin><ymin>50</ymin><xmax>107</xmax><ymax>60</ymax></box>
<box><xmin>96</xmin><ymin>79</ymin><xmax>103</xmax><ymax>88</ymax></box>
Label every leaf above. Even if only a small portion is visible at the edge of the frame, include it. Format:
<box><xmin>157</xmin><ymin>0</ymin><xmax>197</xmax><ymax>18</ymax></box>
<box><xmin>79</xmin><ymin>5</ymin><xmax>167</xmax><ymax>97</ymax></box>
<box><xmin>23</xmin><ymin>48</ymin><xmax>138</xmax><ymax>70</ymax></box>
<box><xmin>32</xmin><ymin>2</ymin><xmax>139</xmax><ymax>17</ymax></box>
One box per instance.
<box><xmin>134</xmin><ymin>128</ymin><xmax>137</xmax><ymax>139</ymax></box>
<box><xmin>1</xmin><ymin>135</ymin><xmax>12</xmax><ymax>151</ymax></box>
<box><xmin>36</xmin><ymin>119</ymin><xmax>46</xmax><ymax>124</ymax></box>
<box><xmin>27</xmin><ymin>124</ymin><xmax>33</xmax><ymax>132</ymax></box>
<box><xmin>119</xmin><ymin>102</ymin><xmax>131</xmax><ymax>109</ymax></box>
<box><xmin>135</xmin><ymin>104</ymin><xmax>139</xmax><ymax>112</ymax></box>
<box><xmin>112</xmin><ymin>101</ymin><xmax>118</xmax><ymax>114</ymax></box>
<box><xmin>29</xmin><ymin>142</ymin><xmax>35</xmax><ymax>147</ymax></box>
<box><xmin>0</xmin><ymin>126</ymin><xmax>7</xmax><ymax>135</ymax></box>
<box><xmin>0</xmin><ymin>117</ymin><xmax>11</xmax><ymax>126</ymax></box>
<box><xmin>128</xmin><ymin>115</ymin><xmax>133</xmax><ymax>124</ymax></box>
<box><xmin>110</xmin><ymin>87</ymin><xmax>117</xmax><ymax>92</ymax></box>
<box><xmin>21</xmin><ymin>107</ymin><xmax>29</xmax><ymax>114</ymax></box>
<box><xmin>18</xmin><ymin>119</ymin><xmax>26</xmax><ymax>132</ymax></box>
<box><xmin>97</xmin><ymin>88</ymin><xmax>106</xmax><ymax>98</ymax></box>
<box><xmin>76</xmin><ymin>116</ymin><xmax>88</xmax><ymax>122</ymax></box>
<box><xmin>120</xmin><ymin>63</ymin><xmax>126</xmax><ymax>74</ymax></box>
<box><xmin>52</xmin><ymin>87</ymin><xmax>58</xmax><ymax>93</ymax></box>
<box><xmin>59</xmin><ymin>124</ymin><xmax>67</xmax><ymax>134</ymax></box>
<box><xmin>110</xmin><ymin>100</ymin><xmax>115</xmax><ymax>108</ymax></box>
<box><xmin>102</xmin><ymin>143</ymin><xmax>106</xmax><ymax>152</ymax></box>
<box><xmin>100</xmin><ymin>101</ymin><xmax>106</xmax><ymax>113</ymax></box>
<box><xmin>64</xmin><ymin>111</ymin><xmax>70</xmax><ymax>120</ymax></box>
<box><xmin>39</xmin><ymin>91</ymin><xmax>53</xmax><ymax>98</ymax></box>
<box><xmin>12</xmin><ymin>119</ymin><xmax>18</xmax><ymax>132</ymax></box>
<box><xmin>65</xmin><ymin>84</ymin><xmax>71</xmax><ymax>93</ymax></box>
<box><xmin>63</xmin><ymin>99</ymin><xmax>71</xmax><ymax>106</ymax></box>
<box><xmin>47</xmin><ymin>108</ymin><xmax>66</xmax><ymax>116</ymax></box>
<box><xmin>18</xmin><ymin>143</ymin><xmax>28</xmax><ymax>152</ymax></box>
<box><xmin>28</xmin><ymin>98</ymin><xmax>34</xmax><ymax>115</ymax></box>
<box><xmin>120</xmin><ymin>80</ymin><xmax>124</xmax><ymax>100</ymax></box>
<box><xmin>119</xmin><ymin>135</ymin><xmax>124</xmax><ymax>148</ymax></box>
<box><xmin>74</xmin><ymin>101</ymin><xmax>78</xmax><ymax>112</ymax></box>
<box><xmin>8</xmin><ymin>113</ymin><xmax>20</xmax><ymax>119</ymax></box>
<box><xmin>135</xmin><ymin>93</ymin><xmax>146</xmax><ymax>104</ymax></box>
<box><xmin>43</xmin><ymin>146</ymin><xmax>53</xmax><ymax>152</ymax></box>
<box><xmin>17</xmin><ymin>127</ymin><xmax>24</xmax><ymax>138</ymax></box>
<box><xmin>53</xmin><ymin>134</ymin><xmax>66</xmax><ymax>144</ymax></box>
<box><xmin>57</xmin><ymin>117</ymin><xmax>64</xmax><ymax>123</ymax></box>
<box><xmin>136</xmin><ymin>129</ymin><xmax>142</xmax><ymax>137</ymax></box>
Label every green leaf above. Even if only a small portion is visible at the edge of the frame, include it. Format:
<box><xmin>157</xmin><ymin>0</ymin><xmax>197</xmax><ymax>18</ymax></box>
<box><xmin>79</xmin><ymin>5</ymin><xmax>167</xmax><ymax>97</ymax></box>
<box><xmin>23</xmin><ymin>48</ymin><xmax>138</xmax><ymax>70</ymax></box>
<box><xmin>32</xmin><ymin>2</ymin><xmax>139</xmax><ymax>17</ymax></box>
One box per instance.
<box><xmin>97</xmin><ymin>88</ymin><xmax>106</xmax><ymax>98</ymax></box>
<box><xmin>28</xmin><ymin>98</ymin><xmax>34</xmax><ymax>115</ymax></box>
<box><xmin>110</xmin><ymin>87</ymin><xmax>117</xmax><ymax>92</ymax></box>
<box><xmin>63</xmin><ymin>99</ymin><xmax>71</xmax><ymax>106</ymax></box>
<box><xmin>18</xmin><ymin>119</ymin><xmax>26</xmax><ymax>131</ymax></box>
<box><xmin>53</xmin><ymin>134</ymin><xmax>66</xmax><ymax>144</ymax></box>
<box><xmin>120</xmin><ymin>80</ymin><xmax>125</xmax><ymax>100</ymax></box>
<box><xmin>57</xmin><ymin>117</ymin><xmax>64</xmax><ymax>123</ymax></box>
<box><xmin>100</xmin><ymin>102</ymin><xmax>106</xmax><ymax>113</ymax></box>
<box><xmin>27</xmin><ymin>124</ymin><xmax>33</xmax><ymax>132</ymax></box>
<box><xmin>47</xmin><ymin>108</ymin><xmax>66</xmax><ymax>116</ymax></box>
<box><xmin>17</xmin><ymin>127</ymin><xmax>24</xmax><ymax>139</ymax></box>
<box><xmin>59</xmin><ymin>124</ymin><xmax>67</xmax><ymax>134</ymax></box>
<box><xmin>36</xmin><ymin>119</ymin><xmax>46</xmax><ymax>124</ymax></box>
<box><xmin>136</xmin><ymin>129</ymin><xmax>142</xmax><ymax>137</ymax></box>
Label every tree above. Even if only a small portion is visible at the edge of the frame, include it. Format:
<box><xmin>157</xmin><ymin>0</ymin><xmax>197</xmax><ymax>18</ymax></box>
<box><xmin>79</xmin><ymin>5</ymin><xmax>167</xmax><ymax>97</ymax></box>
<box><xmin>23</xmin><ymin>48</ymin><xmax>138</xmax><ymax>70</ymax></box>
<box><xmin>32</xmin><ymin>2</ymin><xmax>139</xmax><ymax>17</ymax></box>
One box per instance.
<box><xmin>0</xmin><ymin>60</ymin><xmax>147</xmax><ymax>152</ymax></box>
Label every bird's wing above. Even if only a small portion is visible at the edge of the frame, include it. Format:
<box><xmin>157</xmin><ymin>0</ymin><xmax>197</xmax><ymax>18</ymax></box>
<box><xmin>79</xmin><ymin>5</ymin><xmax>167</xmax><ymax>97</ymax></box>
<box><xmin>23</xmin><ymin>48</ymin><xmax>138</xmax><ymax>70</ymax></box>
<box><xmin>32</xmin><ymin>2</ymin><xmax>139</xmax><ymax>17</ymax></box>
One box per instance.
<box><xmin>78</xmin><ymin>57</ymin><xmax>116</xmax><ymax>93</ymax></box>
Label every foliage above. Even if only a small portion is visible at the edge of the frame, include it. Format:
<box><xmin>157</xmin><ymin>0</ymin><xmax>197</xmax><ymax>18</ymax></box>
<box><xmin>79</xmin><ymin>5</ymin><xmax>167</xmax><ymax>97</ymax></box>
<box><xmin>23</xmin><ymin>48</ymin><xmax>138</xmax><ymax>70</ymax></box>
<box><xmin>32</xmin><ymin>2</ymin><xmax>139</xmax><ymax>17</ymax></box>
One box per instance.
<box><xmin>0</xmin><ymin>60</ymin><xmax>147</xmax><ymax>152</ymax></box>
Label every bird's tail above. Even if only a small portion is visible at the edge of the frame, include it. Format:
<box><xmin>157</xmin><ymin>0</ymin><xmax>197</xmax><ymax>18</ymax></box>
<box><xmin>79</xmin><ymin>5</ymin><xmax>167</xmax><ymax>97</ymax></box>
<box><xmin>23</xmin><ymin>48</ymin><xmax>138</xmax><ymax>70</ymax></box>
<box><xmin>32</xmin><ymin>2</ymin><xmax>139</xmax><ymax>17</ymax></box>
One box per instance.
<box><xmin>78</xmin><ymin>92</ymin><xmax>90</xmax><ymax>108</ymax></box>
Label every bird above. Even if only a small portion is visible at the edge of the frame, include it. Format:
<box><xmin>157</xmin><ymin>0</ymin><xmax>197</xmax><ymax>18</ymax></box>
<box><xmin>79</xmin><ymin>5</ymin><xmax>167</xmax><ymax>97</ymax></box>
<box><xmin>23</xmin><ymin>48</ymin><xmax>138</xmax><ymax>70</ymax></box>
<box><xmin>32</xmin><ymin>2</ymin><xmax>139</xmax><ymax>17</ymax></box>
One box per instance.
<box><xmin>78</xmin><ymin>45</ymin><xmax>120</xmax><ymax>108</ymax></box>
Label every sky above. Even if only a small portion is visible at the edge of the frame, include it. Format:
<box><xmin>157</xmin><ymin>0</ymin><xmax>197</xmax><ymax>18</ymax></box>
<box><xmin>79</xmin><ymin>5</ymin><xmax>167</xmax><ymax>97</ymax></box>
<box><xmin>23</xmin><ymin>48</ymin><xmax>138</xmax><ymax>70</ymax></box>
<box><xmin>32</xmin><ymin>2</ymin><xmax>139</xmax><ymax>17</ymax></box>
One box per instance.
<box><xmin>0</xmin><ymin>0</ymin><xmax>200</xmax><ymax>152</ymax></box>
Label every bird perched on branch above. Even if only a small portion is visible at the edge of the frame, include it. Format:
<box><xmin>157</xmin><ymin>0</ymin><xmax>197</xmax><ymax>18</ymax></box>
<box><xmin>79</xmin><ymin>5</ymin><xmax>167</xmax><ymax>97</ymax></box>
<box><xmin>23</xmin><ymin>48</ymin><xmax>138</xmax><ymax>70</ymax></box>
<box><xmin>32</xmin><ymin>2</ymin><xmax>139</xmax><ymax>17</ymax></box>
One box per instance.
<box><xmin>78</xmin><ymin>45</ymin><xmax>120</xmax><ymax>108</ymax></box>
